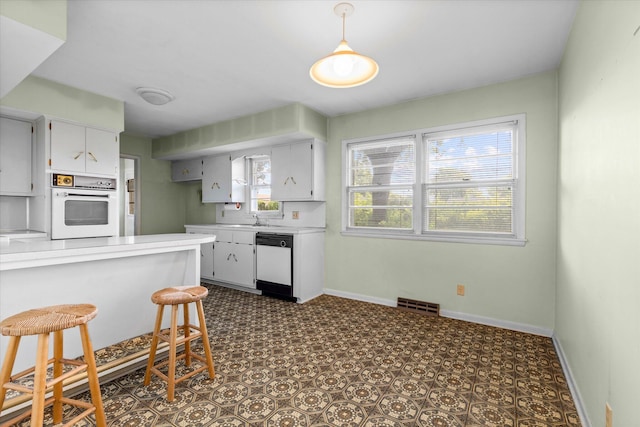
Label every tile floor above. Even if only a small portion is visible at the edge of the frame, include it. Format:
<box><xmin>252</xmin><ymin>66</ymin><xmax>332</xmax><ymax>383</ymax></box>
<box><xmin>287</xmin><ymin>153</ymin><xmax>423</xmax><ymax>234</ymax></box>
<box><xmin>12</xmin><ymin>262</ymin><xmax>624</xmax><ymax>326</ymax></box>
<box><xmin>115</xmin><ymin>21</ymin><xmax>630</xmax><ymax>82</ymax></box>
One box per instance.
<box><xmin>10</xmin><ymin>283</ymin><xmax>581</xmax><ymax>426</ymax></box>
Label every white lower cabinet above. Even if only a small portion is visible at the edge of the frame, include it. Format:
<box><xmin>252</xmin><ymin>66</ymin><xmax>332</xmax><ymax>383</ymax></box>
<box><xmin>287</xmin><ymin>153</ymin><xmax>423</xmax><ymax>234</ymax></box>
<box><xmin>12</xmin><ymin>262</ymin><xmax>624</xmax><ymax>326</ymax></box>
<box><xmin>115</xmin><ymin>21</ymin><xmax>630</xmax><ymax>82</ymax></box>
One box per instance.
<box><xmin>186</xmin><ymin>227</ymin><xmax>255</xmax><ymax>289</ymax></box>
<box><xmin>185</xmin><ymin>225</ymin><xmax>325</xmax><ymax>302</ymax></box>
<box><xmin>200</xmin><ymin>238</ymin><xmax>215</xmax><ymax>280</ymax></box>
<box><xmin>213</xmin><ymin>241</ymin><xmax>255</xmax><ymax>288</ymax></box>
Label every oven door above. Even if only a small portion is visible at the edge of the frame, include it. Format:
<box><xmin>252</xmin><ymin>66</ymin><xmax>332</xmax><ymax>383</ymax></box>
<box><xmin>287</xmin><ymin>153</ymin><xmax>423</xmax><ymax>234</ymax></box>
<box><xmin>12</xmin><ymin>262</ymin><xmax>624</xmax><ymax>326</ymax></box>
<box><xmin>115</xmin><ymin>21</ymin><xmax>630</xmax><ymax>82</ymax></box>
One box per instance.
<box><xmin>51</xmin><ymin>189</ymin><xmax>118</xmax><ymax>239</ymax></box>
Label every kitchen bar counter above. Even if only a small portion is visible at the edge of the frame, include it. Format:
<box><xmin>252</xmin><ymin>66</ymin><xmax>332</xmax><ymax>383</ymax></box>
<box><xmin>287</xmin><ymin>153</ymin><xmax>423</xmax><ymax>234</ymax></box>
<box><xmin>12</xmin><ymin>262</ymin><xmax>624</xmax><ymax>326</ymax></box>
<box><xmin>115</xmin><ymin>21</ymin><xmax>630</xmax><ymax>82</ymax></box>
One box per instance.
<box><xmin>0</xmin><ymin>233</ymin><xmax>215</xmax><ymax>270</ymax></box>
<box><xmin>0</xmin><ymin>233</ymin><xmax>215</xmax><ymax>374</ymax></box>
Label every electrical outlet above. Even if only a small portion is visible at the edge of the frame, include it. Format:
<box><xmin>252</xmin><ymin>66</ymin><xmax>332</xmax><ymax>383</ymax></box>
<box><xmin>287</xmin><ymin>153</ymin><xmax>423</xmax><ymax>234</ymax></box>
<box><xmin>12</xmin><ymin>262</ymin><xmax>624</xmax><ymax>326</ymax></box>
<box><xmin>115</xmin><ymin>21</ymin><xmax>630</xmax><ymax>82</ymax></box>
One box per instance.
<box><xmin>606</xmin><ymin>403</ymin><xmax>613</xmax><ymax>427</ymax></box>
<box><xmin>457</xmin><ymin>284</ymin><xmax>465</xmax><ymax>296</ymax></box>
<box><xmin>292</xmin><ymin>211</ymin><xmax>299</xmax><ymax>220</ymax></box>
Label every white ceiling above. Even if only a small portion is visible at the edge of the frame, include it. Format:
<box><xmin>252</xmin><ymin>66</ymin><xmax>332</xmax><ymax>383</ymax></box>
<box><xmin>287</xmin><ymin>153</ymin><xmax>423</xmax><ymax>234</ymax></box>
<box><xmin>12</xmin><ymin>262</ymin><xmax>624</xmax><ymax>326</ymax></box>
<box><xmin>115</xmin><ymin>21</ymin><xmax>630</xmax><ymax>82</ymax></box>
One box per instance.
<box><xmin>31</xmin><ymin>0</ymin><xmax>579</xmax><ymax>139</ymax></box>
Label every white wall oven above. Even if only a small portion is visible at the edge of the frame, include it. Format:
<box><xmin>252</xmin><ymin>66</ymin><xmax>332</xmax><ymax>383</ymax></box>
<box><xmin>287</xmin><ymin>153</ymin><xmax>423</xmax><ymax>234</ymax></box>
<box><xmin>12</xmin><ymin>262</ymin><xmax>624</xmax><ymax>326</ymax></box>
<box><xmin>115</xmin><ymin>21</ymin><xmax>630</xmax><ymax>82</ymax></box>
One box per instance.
<box><xmin>51</xmin><ymin>174</ymin><xmax>118</xmax><ymax>239</ymax></box>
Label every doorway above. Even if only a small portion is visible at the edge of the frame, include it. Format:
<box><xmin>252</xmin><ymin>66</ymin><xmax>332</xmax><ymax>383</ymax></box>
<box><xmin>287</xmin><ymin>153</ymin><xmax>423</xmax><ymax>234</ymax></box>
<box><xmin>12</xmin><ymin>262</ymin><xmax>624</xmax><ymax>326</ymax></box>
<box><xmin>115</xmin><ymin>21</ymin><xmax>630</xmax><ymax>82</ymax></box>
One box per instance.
<box><xmin>119</xmin><ymin>155</ymin><xmax>140</xmax><ymax>236</ymax></box>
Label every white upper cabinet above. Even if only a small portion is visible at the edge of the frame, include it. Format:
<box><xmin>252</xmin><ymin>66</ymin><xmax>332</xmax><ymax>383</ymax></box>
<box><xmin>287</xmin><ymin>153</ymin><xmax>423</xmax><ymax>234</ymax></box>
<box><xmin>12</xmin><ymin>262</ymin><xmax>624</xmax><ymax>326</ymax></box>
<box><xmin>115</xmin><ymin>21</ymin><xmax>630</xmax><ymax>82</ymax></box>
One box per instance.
<box><xmin>49</xmin><ymin>120</ymin><xmax>119</xmax><ymax>176</ymax></box>
<box><xmin>271</xmin><ymin>140</ymin><xmax>325</xmax><ymax>201</ymax></box>
<box><xmin>172</xmin><ymin>158</ymin><xmax>203</xmax><ymax>182</ymax></box>
<box><xmin>201</xmin><ymin>154</ymin><xmax>245</xmax><ymax>203</ymax></box>
<box><xmin>0</xmin><ymin>116</ymin><xmax>32</xmax><ymax>195</ymax></box>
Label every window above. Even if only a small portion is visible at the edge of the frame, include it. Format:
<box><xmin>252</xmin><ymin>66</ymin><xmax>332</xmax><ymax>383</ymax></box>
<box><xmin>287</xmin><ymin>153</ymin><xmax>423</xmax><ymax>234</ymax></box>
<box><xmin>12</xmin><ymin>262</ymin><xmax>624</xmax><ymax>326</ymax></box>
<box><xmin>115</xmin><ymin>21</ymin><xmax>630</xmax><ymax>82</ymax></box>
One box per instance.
<box><xmin>249</xmin><ymin>156</ymin><xmax>280</xmax><ymax>213</ymax></box>
<box><xmin>346</xmin><ymin>136</ymin><xmax>415</xmax><ymax>230</ymax></box>
<box><xmin>343</xmin><ymin>115</ymin><xmax>525</xmax><ymax>245</ymax></box>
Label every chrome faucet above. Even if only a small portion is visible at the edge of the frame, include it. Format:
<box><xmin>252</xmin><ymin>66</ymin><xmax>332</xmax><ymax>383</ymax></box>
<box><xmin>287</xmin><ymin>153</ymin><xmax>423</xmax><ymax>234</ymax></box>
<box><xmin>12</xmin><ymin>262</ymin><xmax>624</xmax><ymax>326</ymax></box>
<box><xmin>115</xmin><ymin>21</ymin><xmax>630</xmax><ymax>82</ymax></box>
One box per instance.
<box><xmin>253</xmin><ymin>213</ymin><xmax>263</xmax><ymax>226</ymax></box>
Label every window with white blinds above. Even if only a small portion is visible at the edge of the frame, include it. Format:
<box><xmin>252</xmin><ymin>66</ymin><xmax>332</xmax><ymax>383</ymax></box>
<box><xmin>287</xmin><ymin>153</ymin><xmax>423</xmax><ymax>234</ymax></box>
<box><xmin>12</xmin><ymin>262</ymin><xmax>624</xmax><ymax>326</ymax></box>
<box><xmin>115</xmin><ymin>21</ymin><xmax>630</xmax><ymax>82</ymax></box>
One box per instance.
<box><xmin>248</xmin><ymin>156</ymin><xmax>280</xmax><ymax>214</ymax></box>
<box><xmin>342</xmin><ymin>115</ymin><xmax>526</xmax><ymax>245</ymax></box>
<box><xmin>346</xmin><ymin>136</ymin><xmax>415</xmax><ymax>230</ymax></box>
<box><xmin>423</xmin><ymin>121</ymin><xmax>518</xmax><ymax>236</ymax></box>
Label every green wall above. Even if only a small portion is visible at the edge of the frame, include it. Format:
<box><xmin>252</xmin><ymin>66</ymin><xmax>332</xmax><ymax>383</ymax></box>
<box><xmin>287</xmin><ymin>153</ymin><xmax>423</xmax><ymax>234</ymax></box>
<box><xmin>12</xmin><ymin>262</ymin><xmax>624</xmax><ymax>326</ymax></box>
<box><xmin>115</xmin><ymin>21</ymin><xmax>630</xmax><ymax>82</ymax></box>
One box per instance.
<box><xmin>1</xmin><ymin>76</ymin><xmax>124</xmax><ymax>132</ymax></box>
<box><xmin>326</xmin><ymin>71</ymin><xmax>559</xmax><ymax>330</ymax></box>
<box><xmin>119</xmin><ymin>134</ymin><xmax>188</xmax><ymax>234</ymax></box>
<box><xmin>0</xmin><ymin>0</ymin><xmax>66</xmax><ymax>41</ymax></box>
<box><xmin>557</xmin><ymin>1</ymin><xmax>640</xmax><ymax>426</ymax></box>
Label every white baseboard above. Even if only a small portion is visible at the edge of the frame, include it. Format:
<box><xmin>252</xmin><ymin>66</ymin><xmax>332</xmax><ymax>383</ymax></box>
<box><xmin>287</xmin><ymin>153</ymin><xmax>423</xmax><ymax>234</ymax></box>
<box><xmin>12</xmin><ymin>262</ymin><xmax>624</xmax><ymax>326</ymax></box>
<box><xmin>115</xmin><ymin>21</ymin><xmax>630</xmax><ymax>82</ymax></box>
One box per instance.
<box><xmin>324</xmin><ymin>288</ymin><xmax>397</xmax><ymax>307</ymax></box>
<box><xmin>439</xmin><ymin>309</ymin><xmax>553</xmax><ymax>337</ymax></box>
<box><xmin>324</xmin><ymin>288</ymin><xmax>553</xmax><ymax>336</ymax></box>
<box><xmin>552</xmin><ymin>333</ymin><xmax>591</xmax><ymax>427</ymax></box>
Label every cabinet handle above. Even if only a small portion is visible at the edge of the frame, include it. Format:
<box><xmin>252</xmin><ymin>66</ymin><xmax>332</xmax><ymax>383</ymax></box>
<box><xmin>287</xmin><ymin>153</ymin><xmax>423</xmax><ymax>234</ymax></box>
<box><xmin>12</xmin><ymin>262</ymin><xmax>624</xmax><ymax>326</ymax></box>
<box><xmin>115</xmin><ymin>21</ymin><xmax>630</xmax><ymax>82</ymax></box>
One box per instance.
<box><xmin>212</xmin><ymin>182</ymin><xmax>220</xmax><ymax>189</ymax></box>
<box><xmin>233</xmin><ymin>254</ymin><xmax>238</xmax><ymax>262</ymax></box>
<box><xmin>88</xmin><ymin>152</ymin><xmax>98</xmax><ymax>162</ymax></box>
<box><xmin>183</xmin><ymin>168</ymin><xmax>189</xmax><ymax>175</ymax></box>
<box><xmin>73</xmin><ymin>151</ymin><xmax>84</xmax><ymax>160</ymax></box>
<box><xmin>227</xmin><ymin>253</ymin><xmax>232</xmax><ymax>261</ymax></box>
<box><xmin>290</xmin><ymin>176</ymin><xmax>297</xmax><ymax>185</ymax></box>
<box><xmin>284</xmin><ymin>177</ymin><xmax>290</xmax><ymax>185</ymax></box>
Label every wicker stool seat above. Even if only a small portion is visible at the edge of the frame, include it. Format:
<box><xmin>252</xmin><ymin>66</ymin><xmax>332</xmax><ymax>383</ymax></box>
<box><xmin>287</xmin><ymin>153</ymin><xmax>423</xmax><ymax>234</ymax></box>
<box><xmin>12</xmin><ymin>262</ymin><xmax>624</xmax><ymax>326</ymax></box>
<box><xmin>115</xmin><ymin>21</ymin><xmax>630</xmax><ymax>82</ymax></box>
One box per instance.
<box><xmin>0</xmin><ymin>304</ymin><xmax>106</xmax><ymax>427</ymax></box>
<box><xmin>144</xmin><ymin>286</ymin><xmax>215</xmax><ymax>401</ymax></box>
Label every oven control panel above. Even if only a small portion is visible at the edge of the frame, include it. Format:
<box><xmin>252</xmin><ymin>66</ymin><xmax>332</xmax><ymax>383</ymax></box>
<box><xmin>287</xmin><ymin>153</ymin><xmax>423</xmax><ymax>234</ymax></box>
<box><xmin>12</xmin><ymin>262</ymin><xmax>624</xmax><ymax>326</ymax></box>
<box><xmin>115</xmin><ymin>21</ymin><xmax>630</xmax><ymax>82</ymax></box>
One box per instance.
<box><xmin>52</xmin><ymin>174</ymin><xmax>116</xmax><ymax>190</ymax></box>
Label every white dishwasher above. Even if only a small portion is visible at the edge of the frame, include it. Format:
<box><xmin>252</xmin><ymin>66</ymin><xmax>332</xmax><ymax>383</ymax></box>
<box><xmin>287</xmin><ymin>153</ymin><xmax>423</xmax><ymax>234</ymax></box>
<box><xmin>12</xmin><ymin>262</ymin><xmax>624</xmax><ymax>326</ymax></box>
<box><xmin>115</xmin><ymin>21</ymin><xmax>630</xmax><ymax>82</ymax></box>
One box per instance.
<box><xmin>255</xmin><ymin>232</ymin><xmax>295</xmax><ymax>301</ymax></box>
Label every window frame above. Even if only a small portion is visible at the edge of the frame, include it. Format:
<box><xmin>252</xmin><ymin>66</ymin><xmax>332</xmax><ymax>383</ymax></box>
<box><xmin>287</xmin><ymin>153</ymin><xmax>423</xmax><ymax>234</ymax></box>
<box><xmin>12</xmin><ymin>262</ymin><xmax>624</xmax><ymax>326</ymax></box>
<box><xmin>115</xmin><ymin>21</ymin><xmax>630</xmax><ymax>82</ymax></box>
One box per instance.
<box><xmin>246</xmin><ymin>155</ymin><xmax>282</xmax><ymax>217</ymax></box>
<box><xmin>341</xmin><ymin>114</ymin><xmax>526</xmax><ymax>246</ymax></box>
<box><xmin>344</xmin><ymin>135</ymin><xmax>417</xmax><ymax>234</ymax></box>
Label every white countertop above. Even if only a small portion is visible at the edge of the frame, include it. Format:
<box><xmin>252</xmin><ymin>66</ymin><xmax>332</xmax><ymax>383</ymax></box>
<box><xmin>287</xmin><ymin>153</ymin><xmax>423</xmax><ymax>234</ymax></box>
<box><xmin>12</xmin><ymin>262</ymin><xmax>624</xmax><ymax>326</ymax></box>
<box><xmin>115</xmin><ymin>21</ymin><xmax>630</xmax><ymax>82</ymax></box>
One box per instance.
<box><xmin>185</xmin><ymin>224</ymin><xmax>326</xmax><ymax>234</ymax></box>
<box><xmin>0</xmin><ymin>233</ymin><xmax>216</xmax><ymax>270</ymax></box>
<box><xmin>0</xmin><ymin>229</ymin><xmax>48</xmax><ymax>240</ymax></box>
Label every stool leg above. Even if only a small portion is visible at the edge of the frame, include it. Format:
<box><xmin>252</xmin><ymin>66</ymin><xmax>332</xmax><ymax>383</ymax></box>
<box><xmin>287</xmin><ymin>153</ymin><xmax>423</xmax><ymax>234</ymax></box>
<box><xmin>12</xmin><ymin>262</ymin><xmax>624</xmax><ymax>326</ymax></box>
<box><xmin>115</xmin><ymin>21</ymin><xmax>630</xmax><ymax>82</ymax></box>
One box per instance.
<box><xmin>183</xmin><ymin>303</ymin><xmax>191</xmax><ymax>367</ymax></box>
<box><xmin>195</xmin><ymin>300</ymin><xmax>215</xmax><ymax>378</ymax></box>
<box><xmin>0</xmin><ymin>336</ymin><xmax>21</xmax><ymax>411</ymax></box>
<box><xmin>79</xmin><ymin>323</ymin><xmax>106</xmax><ymax>427</ymax></box>
<box><xmin>167</xmin><ymin>304</ymin><xmax>179</xmax><ymax>402</ymax></box>
<box><xmin>144</xmin><ymin>304</ymin><xmax>164</xmax><ymax>386</ymax></box>
<box><xmin>31</xmin><ymin>333</ymin><xmax>50</xmax><ymax>427</ymax></box>
<box><xmin>52</xmin><ymin>330</ymin><xmax>64</xmax><ymax>424</ymax></box>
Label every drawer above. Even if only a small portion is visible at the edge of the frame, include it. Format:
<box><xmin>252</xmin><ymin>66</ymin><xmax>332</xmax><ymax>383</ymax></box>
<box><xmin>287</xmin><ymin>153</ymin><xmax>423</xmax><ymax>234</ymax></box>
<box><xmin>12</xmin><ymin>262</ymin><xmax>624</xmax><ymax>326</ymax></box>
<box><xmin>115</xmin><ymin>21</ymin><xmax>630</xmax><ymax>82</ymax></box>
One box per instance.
<box><xmin>215</xmin><ymin>230</ymin><xmax>233</xmax><ymax>243</ymax></box>
<box><xmin>233</xmin><ymin>231</ymin><xmax>254</xmax><ymax>245</ymax></box>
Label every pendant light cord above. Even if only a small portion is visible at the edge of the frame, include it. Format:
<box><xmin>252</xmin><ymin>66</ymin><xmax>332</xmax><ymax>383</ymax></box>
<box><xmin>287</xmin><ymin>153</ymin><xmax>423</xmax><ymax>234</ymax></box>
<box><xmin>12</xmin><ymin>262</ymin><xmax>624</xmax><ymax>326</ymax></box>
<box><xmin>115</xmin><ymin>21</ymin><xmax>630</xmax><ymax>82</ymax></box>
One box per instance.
<box><xmin>342</xmin><ymin>11</ymin><xmax>346</xmax><ymax>41</ymax></box>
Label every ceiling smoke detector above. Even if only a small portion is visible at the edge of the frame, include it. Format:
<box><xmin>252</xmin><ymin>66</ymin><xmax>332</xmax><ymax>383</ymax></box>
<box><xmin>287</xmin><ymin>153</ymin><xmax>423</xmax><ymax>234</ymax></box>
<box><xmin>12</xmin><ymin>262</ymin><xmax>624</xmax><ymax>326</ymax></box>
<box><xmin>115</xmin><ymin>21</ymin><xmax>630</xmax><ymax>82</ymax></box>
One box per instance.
<box><xmin>136</xmin><ymin>87</ymin><xmax>175</xmax><ymax>105</ymax></box>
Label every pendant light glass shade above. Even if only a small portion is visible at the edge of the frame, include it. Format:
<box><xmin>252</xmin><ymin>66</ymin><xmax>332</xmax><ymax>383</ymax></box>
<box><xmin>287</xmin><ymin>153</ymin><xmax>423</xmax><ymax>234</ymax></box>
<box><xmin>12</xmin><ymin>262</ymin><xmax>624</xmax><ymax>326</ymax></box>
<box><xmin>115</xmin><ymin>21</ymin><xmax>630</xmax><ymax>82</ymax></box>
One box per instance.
<box><xmin>310</xmin><ymin>3</ymin><xmax>379</xmax><ymax>88</ymax></box>
<box><xmin>310</xmin><ymin>40</ymin><xmax>379</xmax><ymax>88</ymax></box>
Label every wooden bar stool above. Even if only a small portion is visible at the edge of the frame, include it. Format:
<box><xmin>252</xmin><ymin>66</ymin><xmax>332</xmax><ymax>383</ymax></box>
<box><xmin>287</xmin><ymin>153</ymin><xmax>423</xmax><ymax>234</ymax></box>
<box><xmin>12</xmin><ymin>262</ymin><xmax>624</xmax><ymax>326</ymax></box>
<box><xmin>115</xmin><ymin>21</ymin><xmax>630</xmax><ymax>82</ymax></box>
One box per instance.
<box><xmin>144</xmin><ymin>285</ymin><xmax>215</xmax><ymax>402</ymax></box>
<box><xmin>0</xmin><ymin>304</ymin><xmax>106</xmax><ymax>427</ymax></box>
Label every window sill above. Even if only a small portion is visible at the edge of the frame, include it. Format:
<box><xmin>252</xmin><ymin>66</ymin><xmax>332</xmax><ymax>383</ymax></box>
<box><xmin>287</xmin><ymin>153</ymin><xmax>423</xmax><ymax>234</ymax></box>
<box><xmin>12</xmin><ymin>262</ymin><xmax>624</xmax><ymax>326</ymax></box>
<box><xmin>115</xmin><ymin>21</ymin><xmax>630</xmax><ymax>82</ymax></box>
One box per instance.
<box><xmin>340</xmin><ymin>230</ymin><xmax>527</xmax><ymax>247</ymax></box>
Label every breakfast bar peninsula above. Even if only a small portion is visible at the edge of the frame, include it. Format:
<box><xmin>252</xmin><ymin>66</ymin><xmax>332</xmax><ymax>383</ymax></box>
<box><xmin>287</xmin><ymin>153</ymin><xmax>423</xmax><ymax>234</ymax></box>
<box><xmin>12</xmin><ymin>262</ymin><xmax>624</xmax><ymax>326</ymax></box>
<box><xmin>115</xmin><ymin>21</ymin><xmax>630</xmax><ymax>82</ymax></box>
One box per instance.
<box><xmin>0</xmin><ymin>234</ymin><xmax>216</xmax><ymax>375</ymax></box>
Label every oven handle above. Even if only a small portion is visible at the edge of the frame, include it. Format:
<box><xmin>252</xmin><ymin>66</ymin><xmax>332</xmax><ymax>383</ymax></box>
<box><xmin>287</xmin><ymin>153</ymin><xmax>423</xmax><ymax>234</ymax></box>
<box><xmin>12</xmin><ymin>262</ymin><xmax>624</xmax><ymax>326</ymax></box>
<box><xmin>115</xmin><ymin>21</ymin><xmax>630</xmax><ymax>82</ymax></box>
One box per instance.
<box><xmin>57</xmin><ymin>192</ymin><xmax>112</xmax><ymax>198</ymax></box>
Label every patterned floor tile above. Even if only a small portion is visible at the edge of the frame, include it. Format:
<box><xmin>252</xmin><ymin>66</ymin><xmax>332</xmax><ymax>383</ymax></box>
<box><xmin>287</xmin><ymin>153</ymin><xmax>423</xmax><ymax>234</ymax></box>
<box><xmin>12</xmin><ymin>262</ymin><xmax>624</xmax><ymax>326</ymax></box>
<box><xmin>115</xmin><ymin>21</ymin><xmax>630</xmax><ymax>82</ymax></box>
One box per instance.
<box><xmin>4</xmin><ymin>283</ymin><xmax>582</xmax><ymax>426</ymax></box>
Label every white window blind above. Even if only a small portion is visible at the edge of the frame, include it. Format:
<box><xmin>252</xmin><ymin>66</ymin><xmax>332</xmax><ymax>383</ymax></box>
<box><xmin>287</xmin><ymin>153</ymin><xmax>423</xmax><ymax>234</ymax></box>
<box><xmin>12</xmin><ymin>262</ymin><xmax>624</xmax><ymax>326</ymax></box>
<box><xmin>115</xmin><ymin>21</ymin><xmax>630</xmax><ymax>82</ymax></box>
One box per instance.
<box><xmin>422</xmin><ymin>121</ymin><xmax>518</xmax><ymax>235</ymax></box>
<box><xmin>249</xmin><ymin>156</ymin><xmax>279</xmax><ymax>212</ymax></box>
<box><xmin>346</xmin><ymin>136</ymin><xmax>415</xmax><ymax>230</ymax></box>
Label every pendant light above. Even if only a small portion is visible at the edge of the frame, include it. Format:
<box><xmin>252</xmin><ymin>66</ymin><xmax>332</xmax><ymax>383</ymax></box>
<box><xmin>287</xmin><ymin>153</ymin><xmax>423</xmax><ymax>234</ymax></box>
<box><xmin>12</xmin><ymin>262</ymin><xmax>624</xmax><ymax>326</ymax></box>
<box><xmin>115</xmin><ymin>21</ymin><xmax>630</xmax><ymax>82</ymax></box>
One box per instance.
<box><xmin>310</xmin><ymin>2</ymin><xmax>379</xmax><ymax>88</ymax></box>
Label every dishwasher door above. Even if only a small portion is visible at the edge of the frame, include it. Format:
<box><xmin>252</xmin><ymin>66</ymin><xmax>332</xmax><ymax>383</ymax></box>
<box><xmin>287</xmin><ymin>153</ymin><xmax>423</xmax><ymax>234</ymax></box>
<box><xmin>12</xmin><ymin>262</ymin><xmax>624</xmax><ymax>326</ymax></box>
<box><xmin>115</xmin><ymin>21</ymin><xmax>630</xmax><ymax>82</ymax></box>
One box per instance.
<box><xmin>256</xmin><ymin>245</ymin><xmax>292</xmax><ymax>285</ymax></box>
<box><xmin>256</xmin><ymin>233</ymin><xmax>294</xmax><ymax>300</ymax></box>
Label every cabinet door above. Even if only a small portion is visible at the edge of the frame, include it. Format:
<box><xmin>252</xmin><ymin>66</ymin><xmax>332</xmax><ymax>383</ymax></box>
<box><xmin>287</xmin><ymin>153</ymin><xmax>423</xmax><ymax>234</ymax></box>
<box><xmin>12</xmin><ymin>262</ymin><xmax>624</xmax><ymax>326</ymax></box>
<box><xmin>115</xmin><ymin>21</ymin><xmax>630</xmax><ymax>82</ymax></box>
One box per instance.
<box><xmin>201</xmin><ymin>241</ymin><xmax>214</xmax><ymax>280</ymax></box>
<box><xmin>271</xmin><ymin>142</ymin><xmax>313</xmax><ymax>200</ymax></box>
<box><xmin>232</xmin><ymin>243</ymin><xmax>255</xmax><ymax>288</ymax></box>
<box><xmin>172</xmin><ymin>158</ymin><xmax>202</xmax><ymax>182</ymax></box>
<box><xmin>0</xmin><ymin>117</ymin><xmax>32</xmax><ymax>195</ymax></box>
<box><xmin>50</xmin><ymin>120</ymin><xmax>86</xmax><ymax>173</ymax></box>
<box><xmin>213</xmin><ymin>241</ymin><xmax>234</xmax><ymax>283</ymax></box>
<box><xmin>202</xmin><ymin>155</ymin><xmax>231</xmax><ymax>202</ymax></box>
<box><xmin>270</xmin><ymin>144</ymin><xmax>290</xmax><ymax>200</ymax></box>
<box><xmin>287</xmin><ymin>141</ymin><xmax>313</xmax><ymax>199</ymax></box>
<box><xmin>85</xmin><ymin>127</ymin><xmax>118</xmax><ymax>176</ymax></box>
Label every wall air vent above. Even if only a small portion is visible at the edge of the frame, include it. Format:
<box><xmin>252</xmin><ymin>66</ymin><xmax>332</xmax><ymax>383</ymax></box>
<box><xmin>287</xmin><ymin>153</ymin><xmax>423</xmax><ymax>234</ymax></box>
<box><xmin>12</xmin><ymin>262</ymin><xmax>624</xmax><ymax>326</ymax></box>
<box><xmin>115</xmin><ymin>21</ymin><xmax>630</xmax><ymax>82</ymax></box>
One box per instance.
<box><xmin>397</xmin><ymin>297</ymin><xmax>440</xmax><ymax>316</ymax></box>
